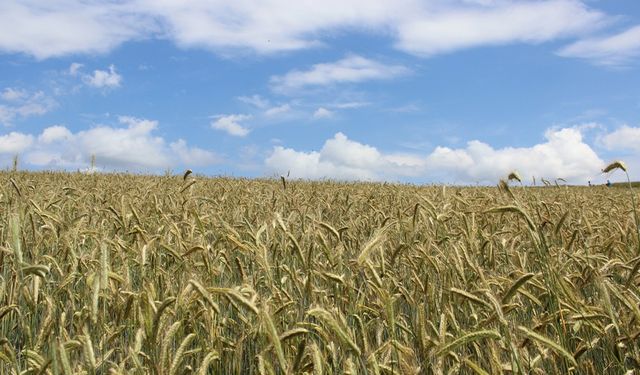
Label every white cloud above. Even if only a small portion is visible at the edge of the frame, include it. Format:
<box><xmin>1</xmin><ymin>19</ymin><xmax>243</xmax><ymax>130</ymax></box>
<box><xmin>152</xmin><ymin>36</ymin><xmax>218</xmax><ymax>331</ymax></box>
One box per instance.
<box><xmin>0</xmin><ymin>0</ymin><xmax>609</xmax><ymax>60</ymax></box>
<box><xmin>320</xmin><ymin>133</ymin><xmax>383</xmax><ymax>169</ymax></box>
<box><xmin>332</xmin><ymin>101</ymin><xmax>370</xmax><ymax>109</ymax></box>
<box><xmin>558</xmin><ymin>25</ymin><xmax>640</xmax><ymax>66</ymax></box>
<box><xmin>0</xmin><ymin>1</ymin><xmax>157</xmax><ymax>59</ymax></box>
<box><xmin>84</xmin><ymin>64</ymin><xmax>122</xmax><ymax>88</ymax></box>
<box><xmin>169</xmin><ymin>139</ymin><xmax>219</xmax><ymax>165</ymax></box>
<box><xmin>1</xmin><ymin>117</ymin><xmax>219</xmax><ymax>170</ymax></box>
<box><xmin>575</xmin><ymin>124</ymin><xmax>640</xmax><ymax>180</ymax></box>
<box><xmin>313</xmin><ymin>107</ymin><xmax>334</xmax><ymax>119</ymax></box>
<box><xmin>599</xmin><ymin>125</ymin><xmax>640</xmax><ymax>152</ymax></box>
<box><xmin>238</xmin><ymin>95</ymin><xmax>270</xmax><ymax>109</ymax></box>
<box><xmin>265</xmin><ymin>132</ymin><xmax>427</xmax><ymax>181</ymax></box>
<box><xmin>1</xmin><ymin>88</ymin><xmax>28</xmax><ymax>101</ymax></box>
<box><xmin>265</xmin><ymin>128</ymin><xmax>604</xmax><ymax>183</ymax></box>
<box><xmin>237</xmin><ymin>97</ymin><xmax>296</xmax><ymax>119</ymax></box>
<box><xmin>266</xmin><ymin>146</ymin><xmax>376</xmax><ymax>180</ymax></box>
<box><xmin>264</xmin><ymin>104</ymin><xmax>291</xmax><ymax>117</ymax></box>
<box><xmin>395</xmin><ymin>0</ymin><xmax>606</xmax><ymax>56</ymax></box>
<box><xmin>211</xmin><ymin>114</ymin><xmax>251</xmax><ymax>137</ymax></box>
<box><xmin>425</xmin><ymin>128</ymin><xmax>603</xmax><ymax>183</ymax></box>
<box><xmin>54</xmin><ymin>117</ymin><xmax>170</xmax><ymax>168</ymax></box>
<box><xmin>0</xmin><ymin>89</ymin><xmax>56</xmax><ymax>125</ymax></box>
<box><xmin>0</xmin><ymin>107</ymin><xmax>11</xmax><ymax>125</ymax></box>
<box><xmin>270</xmin><ymin>55</ymin><xmax>409</xmax><ymax>92</ymax></box>
<box><xmin>69</xmin><ymin>62</ymin><xmax>84</xmax><ymax>76</ymax></box>
<box><xmin>135</xmin><ymin>0</ymin><xmax>409</xmax><ymax>54</ymax></box>
<box><xmin>38</xmin><ymin>125</ymin><xmax>73</xmax><ymax>143</ymax></box>
<box><xmin>0</xmin><ymin>132</ymin><xmax>34</xmax><ymax>154</ymax></box>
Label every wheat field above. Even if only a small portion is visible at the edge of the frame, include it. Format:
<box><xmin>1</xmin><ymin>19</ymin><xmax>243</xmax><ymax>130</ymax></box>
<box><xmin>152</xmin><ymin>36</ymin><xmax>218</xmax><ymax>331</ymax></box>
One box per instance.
<box><xmin>1</xmin><ymin>171</ymin><xmax>639</xmax><ymax>374</ymax></box>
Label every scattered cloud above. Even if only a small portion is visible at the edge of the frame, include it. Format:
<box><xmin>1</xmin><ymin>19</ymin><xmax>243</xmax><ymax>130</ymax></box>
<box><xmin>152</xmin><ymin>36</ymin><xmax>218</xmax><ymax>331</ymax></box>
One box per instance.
<box><xmin>1</xmin><ymin>116</ymin><xmax>219</xmax><ymax>170</ymax></box>
<box><xmin>567</xmin><ymin>109</ymin><xmax>608</xmax><ymax>123</ymax></box>
<box><xmin>237</xmin><ymin>96</ymin><xmax>295</xmax><ymax>119</ymax></box>
<box><xmin>395</xmin><ymin>0</ymin><xmax>606</xmax><ymax>56</ymax></box>
<box><xmin>1</xmin><ymin>88</ymin><xmax>28</xmax><ymax>101</ymax></box>
<box><xmin>557</xmin><ymin>25</ymin><xmax>640</xmax><ymax>66</ymax></box>
<box><xmin>313</xmin><ymin>107</ymin><xmax>334</xmax><ymax>119</ymax></box>
<box><xmin>38</xmin><ymin>125</ymin><xmax>73</xmax><ymax>143</ymax></box>
<box><xmin>211</xmin><ymin>114</ymin><xmax>251</xmax><ymax>136</ymax></box>
<box><xmin>0</xmin><ymin>0</ymin><xmax>609</xmax><ymax>60</ymax></box>
<box><xmin>270</xmin><ymin>55</ymin><xmax>409</xmax><ymax>92</ymax></box>
<box><xmin>265</xmin><ymin>128</ymin><xmax>605</xmax><ymax>183</ymax></box>
<box><xmin>425</xmin><ymin>128</ymin><xmax>603</xmax><ymax>183</ymax></box>
<box><xmin>169</xmin><ymin>139</ymin><xmax>219</xmax><ymax>165</ymax></box>
<box><xmin>68</xmin><ymin>62</ymin><xmax>84</xmax><ymax>76</ymax></box>
<box><xmin>331</xmin><ymin>101</ymin><xmax>370</xmax><ymax>109</ymax></box>
<box><xmin>593</xmin><ymin>124</ymin><xmax>640</xmax><ymax>178</ymax></box>
<box><xmin>0</xmin><ymin>132</ymin><xmax>34</xmax><ymax>154</ymax></box>
<box><xmin>84</xmin><ymin>64</ymin><xmax>122</xmax><ymax>88</ymax></box>
<box><xmin>599</xmin><ymin>125</ymin><xmax>640</xmax><ymax>152</ymax></box>
<box><xmin>387</xmin><ymin>103</ymin><xmax>421</xmax><ymax>113</ymax></box>
<box><xmin>132</xmin><ymin>0</ymin><xmax>408</xmax><ymax>54</ymax></box>
<box><xmin>0</xmin><ymin>89</ymin><xmax>57</xmax><ymax>126</ymax></box>
<box><xmin>0</xmin><ymin>1</ymin><xmax>157</xmax><ymax>59</ymax></box>
<box><xmin>238</xmin><ymin>95</ymin><xmax>270</xmax><ymax>109</ymax></box>
<box><xmin>569</xmin><ymin>121</ymin><xmax>602</xmax><ymax>133</ymax></box>
<box><xmin>264</xmin><ymin>104</ymin><xmax>292</xmax><ymax>117</ymax></box>
<box><xmin>42</xmin><ymin>117</ymin><xmax>170</xmax><ymax>168</ymax></box>
<box><xmin>265</xmin><ymin>132</ymin><xmax>426</xmax><ymax>180</ymax></box>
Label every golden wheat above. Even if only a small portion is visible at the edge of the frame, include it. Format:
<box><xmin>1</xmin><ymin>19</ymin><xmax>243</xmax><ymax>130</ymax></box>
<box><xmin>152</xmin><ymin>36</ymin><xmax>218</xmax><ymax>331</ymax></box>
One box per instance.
<box><xmin>0</xmin><ymin>170</ymin><xmax>639</xmax><ymax>374</ymax></box>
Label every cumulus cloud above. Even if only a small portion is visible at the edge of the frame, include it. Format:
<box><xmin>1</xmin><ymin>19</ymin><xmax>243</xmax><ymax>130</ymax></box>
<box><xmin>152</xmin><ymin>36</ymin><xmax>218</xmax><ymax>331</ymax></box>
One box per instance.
<box><xmin>313</xmin><ymin>107</ymin><xmax>334</xmax><ymax>119</ymax></box>
<box><xmin>271</xmin><ymin>55</ymin><xmax>409</xmax><ymax>92</ymax></box>
<box><xmin>0</xmin><ymin>116</ymin><xmax>219</xmax><ymax>170</ymax></box>
<box><xmin>599</xmin><ymin>125</ymin><xmax>640</xmax><ymax>152</ymax></box>
<box><xmin>558</xmin><ymin>25</ymin><xmax>640</xmax><ymax>66</ymax></box>
<box><xmin>73</xmin><ymin>117</ymin><xmax>170</xmax><ymax>168</ymax></box>
<box><xmin>211</xmin><ymin>114</ymin><xmax>251</xmax><ymax>136</ymax></box>
<box><xmin>0</xmin><ymin>132</ymin><xmax>34</xmax><ymax>154</ymax></box>
<box><xmin>425</xmin><ymin>128</ymin><xmax>603</xmax><ymax>183</ymax></box>
<box><xmin>597</xmin><ymin>125</ymin><xmax>640</xmax><ymax>178</ymax></box>
<box><xmin>0</xmin><ymin>89</ymin><xmax>56</xmax><ymax>126</ymax></box>
<box><xmin>265</xmin><ymin>132</ymin><xmax>428</xmax><ymax>181</ymax></box>
<box><xmin>169</xmin><ymin>139</ymin><xmax>219</xmax><ymax>166</ymax></box>
<box><xmin>0</xmin><ymin>0</ymin><xmax>609</xmax><ymax>60</ymax></box>
<box><xmin>84</xmin><ymin>65</ymin><xmax>122</xmax><ymax>88</ymax></box>
<box><xmin>265</xmin><ymin>128</ymin><xmax>605</xmax><ymax>183</ymax></box>
<box><xmin>38</xmin><ymin>125</ymin><xmax>73</xmax><ymax>143</ymax></box>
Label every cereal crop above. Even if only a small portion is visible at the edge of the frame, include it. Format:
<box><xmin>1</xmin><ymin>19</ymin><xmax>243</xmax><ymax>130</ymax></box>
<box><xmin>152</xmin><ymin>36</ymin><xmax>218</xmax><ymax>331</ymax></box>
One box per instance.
<box><xmin>1</xmin><ymin>171</ymin><xmax>639</xmax><ymax>374</ymax></box>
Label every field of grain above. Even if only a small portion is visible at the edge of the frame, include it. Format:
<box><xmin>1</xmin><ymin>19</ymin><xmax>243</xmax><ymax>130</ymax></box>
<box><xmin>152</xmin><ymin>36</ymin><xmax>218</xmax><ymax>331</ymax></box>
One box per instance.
<box><xmin>1</xmin><ymin>171</ymin><xmax>639</xmax><ymax>374</ymax></box>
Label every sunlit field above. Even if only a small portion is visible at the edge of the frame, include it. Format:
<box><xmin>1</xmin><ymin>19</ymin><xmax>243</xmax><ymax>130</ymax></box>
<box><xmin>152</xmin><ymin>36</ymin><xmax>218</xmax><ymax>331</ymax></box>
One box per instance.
<box><xmin>1</xmin><ymin>171</ymin><xmax>639</xmax><ymax>374</ymax></box>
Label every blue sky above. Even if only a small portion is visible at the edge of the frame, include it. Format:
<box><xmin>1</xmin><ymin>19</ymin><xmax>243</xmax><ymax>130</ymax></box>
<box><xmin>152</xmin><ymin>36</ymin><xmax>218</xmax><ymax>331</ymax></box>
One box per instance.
<box><xmin>1</xmin><ymin>0</ymin><xmax>640</xmax><ymax>184</ymax></box>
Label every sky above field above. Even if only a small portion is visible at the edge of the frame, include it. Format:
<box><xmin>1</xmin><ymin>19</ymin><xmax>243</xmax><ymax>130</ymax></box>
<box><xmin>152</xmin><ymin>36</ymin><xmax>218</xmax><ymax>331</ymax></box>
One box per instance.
<box><xmin>1</xmin><ymin>0</ymin><xmax>640</xmax><ymax>184</ymax></box>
